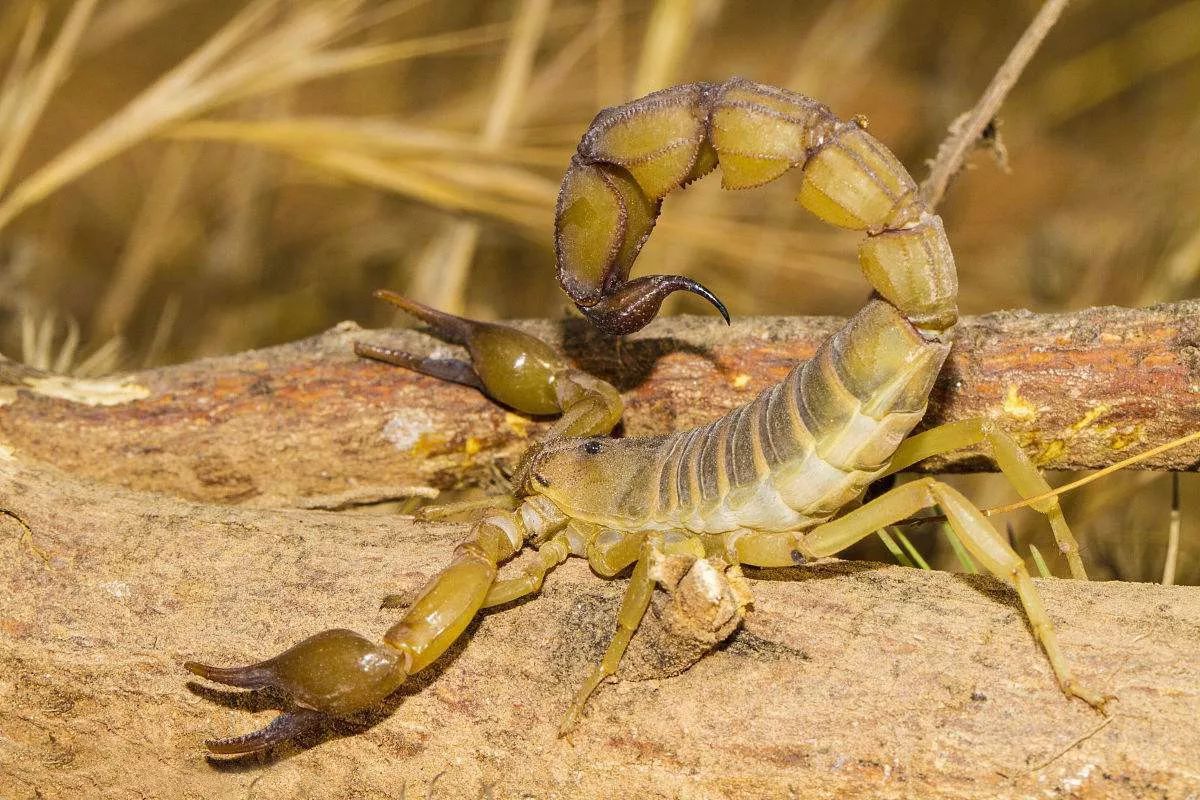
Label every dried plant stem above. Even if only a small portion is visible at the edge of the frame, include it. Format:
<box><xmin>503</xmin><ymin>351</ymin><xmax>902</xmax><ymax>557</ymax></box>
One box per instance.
<box><xmin>0</xmin><ymin>1</ymin><xmax>526</xmax><ymax>234</ymax></box>
<box><xmin>632</xmin><ymin>0</ymin><xmax>696</xmax><ymax>95</ymax></box>
<box><xmin>920</xmin><ymin>0</ymin><xmax>1071</xmax><ymax>208</ymax></box>
<box><xmin>1162</xmin><ymin>472</ymin><xmax>1181</xmax><ymax>586</ymax></box>
<box><xmin>92</xmin><ymin>144</ymin><xmax>198</xmax><ymax>338</ymax></box>
<box><xmin>986</xmin><ymin>430</ymin><xmax>1200</xmax><ymax>517</ymax></box>
<box><xmin>409</xmin><ymin>0</ymin><xmax>551</xmax><ymax>313</ymax></box>
<box><xmin>0</xmin><ymin>0</ymin><xmax>98</xmax><ymax>196</ymax></box>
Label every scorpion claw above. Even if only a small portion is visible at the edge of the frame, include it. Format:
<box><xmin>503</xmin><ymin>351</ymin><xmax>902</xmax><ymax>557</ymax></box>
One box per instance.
<box><xmin>359</xmin><ymin>288</ymin><xmax>571</xmax><ymax>416</ymax></box>
<box><xmin>579</xmin><ymin>274</ymin><xmax>730</xmax><ymax>336</ymax></box>
<box><xmin>354</xmin><ymin>341</ymin><xmax>485</xmax><ymax>392</ymax></box>
<box><xmin>187</xmin><ymin>629</ymin><xmax>410</xmax><ymax>752</ymax></box>
<box><xmin>184</xmin><ymin>659</ymin><xmax>275</xmax><ymax>690</ymax></box>
<box><xmin>370</xmin><ymin>289</ymin><xmax>474</xmax><ymax>344</ymax></box>
<box><xmin>202</xmin><ymin>709</ymin><xmax>324</xmax><ymax>756</ymax></box>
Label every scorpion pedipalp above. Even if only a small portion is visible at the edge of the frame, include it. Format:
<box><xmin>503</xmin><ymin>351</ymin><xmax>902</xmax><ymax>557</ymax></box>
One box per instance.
<box><xmin>358</xmin><ymin>288</ymin><xmax>625</xmax><ymax>490</ymax></box>
<box><xmin>359</xmin><ymin>288</ymin><xmax>568</xmax><ymax>416</ymax></box>
<box><xmin>186</xmin><ymin>628</ymin><xmax>409</xmax><ymax>754</ymax></box>
<box><xmin>198</xmin><ymin>709</ymin><xmax>324</xmax><ymax>756</ymax></box>
<box><xmin>189</xmin><ymin>501</ymin><xmax>575</xmax><ymax>754</ymax></box>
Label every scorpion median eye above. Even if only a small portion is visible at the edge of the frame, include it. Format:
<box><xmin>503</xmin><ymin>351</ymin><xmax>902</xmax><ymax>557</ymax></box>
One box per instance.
<box><xmin>583</xmin><ymin>440</ymin><xmax>603</xmax><ymax>455</ymax></box>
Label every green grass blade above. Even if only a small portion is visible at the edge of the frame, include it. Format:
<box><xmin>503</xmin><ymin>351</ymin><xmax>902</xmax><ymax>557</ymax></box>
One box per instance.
<box><xmin>1029</xmin><ymin>543</ymin><xmax>1053</xmax><ymax>578</ymax></box>
<box><xmin>942</xmin><ymin>523</ymin><xmax>978</xmax><ymax>573</ymax></box>
<box><xmin>876</xmin><ymin>528</ymin><xmax>915</xmax><ymax>569</ymax></box>
<box><xmin>893</xmin><ymin>528</ymin><xmax>932</xmax><ymax>571</ymax></box>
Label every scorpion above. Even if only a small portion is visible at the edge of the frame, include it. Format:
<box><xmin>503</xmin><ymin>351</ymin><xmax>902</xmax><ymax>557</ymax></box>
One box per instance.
<box><xmin>187</xmin><ymin>78</ymin><xmax>1110</xmax><ymax>754</ymax></box>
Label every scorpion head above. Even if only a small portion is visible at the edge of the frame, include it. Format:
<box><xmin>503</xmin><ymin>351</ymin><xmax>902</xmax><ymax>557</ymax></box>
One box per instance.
<box><xmin>522</xmin><ymin>434</ymin><xmax>666</xmax><ymax>524</ymax></box>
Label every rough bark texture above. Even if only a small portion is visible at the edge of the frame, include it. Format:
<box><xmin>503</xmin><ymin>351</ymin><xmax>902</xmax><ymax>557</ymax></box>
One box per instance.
<box><xmin>1</xmin><ymin>301</ymin><xmax>1197</xmax><ymax>510</ymax></box>
<box><xmin>1</xmin><ymin>454</ymin><xmax>1199</xmax><ymax>799</ymax></box>
<box><xmin>3</xmin><ymin>302</ymin><xmax>1200</xmax><ymax>797</ymax></box>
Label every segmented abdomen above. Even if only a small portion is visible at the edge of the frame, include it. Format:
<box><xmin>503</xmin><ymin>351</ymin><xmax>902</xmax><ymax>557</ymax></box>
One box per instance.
<box><xmin>646</xmin><ymin>299</ymin><xmax>948</xmax><ymax>533</ymax></box>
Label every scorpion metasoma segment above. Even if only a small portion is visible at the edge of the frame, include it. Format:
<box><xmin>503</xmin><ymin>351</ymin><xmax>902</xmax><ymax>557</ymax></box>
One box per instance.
<box><xmin>187</xmin><ymin>77</ymin><xmax>1107</xmax><ymax>755</ymax></box>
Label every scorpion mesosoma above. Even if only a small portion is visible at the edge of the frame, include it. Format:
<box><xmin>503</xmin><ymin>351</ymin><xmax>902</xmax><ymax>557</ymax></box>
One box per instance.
<box><xmin>188</xmin><ymin>78</ymin><xmax>1110</xmax><ymax>754</ymax></box>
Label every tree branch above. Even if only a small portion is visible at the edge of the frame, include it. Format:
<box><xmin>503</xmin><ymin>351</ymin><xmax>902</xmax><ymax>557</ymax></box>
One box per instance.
<box><xmin>920</xmin><ymin>0</ymin><xmax>1072</xmax><ymax>206</ymax></box>
<box><xmin>0</xmin><ymin>454</ymin><xmax>1197</xmax><ymax>797</ymax></box>
<box><xmin>1</xmin><ymin>301</ymin><xmax>1197</xmax><ymax>509</ymax></box>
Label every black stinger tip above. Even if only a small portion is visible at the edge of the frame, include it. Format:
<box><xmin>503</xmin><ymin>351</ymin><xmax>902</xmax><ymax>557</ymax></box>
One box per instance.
<box><xmin>579</xmin><ymin>274</ymin><xmax>732</xmax><ymax>336</ymax></box>
<box><xmin>684</xmin><ymin>278</ymin><xmax>730</xmax><ymax>325</ymax></box>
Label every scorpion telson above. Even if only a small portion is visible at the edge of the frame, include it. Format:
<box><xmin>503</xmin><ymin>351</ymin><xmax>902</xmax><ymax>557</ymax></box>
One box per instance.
<box><xmin>188</xmin><ymin>78</ymin><xmax>1108</xmax><ymax>755</ymax></box>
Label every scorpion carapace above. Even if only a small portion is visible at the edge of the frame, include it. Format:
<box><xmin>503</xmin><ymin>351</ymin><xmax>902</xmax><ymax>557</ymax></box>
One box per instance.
<box><xmin>188</xmin><ymin>78</ymin><xmax>1105</xmax><ymax>755</ymax></box>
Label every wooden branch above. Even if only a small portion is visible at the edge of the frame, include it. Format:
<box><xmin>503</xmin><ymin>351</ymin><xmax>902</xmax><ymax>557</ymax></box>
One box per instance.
<box><xmin>1</xmin><ymin>301</ymin><xmax>1198</xmax><ymax>509</ymax></box>
<box><xmin>919</xmin><ymin>0</ymin><xmax>1071</xmax><ymax>206</ymax></box>
<box><xmin>1</xmin><ymin>454</ymin><xmax>1198</xmax><ymax>798</ymax></box>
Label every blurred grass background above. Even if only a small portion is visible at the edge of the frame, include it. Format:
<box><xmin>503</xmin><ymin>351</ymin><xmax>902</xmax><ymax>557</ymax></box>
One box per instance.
<box><xmin>0</xmin><ymin>0</ymin><xmax>1197</xmax><ymax>583</ymax></box>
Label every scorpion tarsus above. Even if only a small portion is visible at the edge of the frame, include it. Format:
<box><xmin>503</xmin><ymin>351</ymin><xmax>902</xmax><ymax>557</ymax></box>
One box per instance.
<box><xmin>579</xmin><ymin>274</ymin><xmax>730</xmax><ymax>336</ymax></box>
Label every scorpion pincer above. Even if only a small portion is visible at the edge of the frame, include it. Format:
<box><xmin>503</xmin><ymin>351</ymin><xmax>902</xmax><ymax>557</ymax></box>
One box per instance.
<box><xmin>187</xmin><ymin>78</ymin><xmax>1109</xmax><ymax>755</ymax></box>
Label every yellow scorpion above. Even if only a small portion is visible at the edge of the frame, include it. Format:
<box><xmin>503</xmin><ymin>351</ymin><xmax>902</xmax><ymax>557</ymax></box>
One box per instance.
<box><xmin>188</xmin><ymin>78</ymin><xmax>1109</xmax><ymax>754</ymax></box>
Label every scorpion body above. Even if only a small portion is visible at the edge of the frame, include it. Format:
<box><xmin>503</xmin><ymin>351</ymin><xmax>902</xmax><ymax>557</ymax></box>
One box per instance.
<box><xmin>188</xmin><ymin>79</ymin><xmax>1107</xmax><ymax>755</ymax></box>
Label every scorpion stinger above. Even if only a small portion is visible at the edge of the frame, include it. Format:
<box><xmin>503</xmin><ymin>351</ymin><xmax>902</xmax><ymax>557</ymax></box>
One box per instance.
<box><xmin>555</xmin><ymin>83</ymin><xmax>733</xmax><ymax>336</ymax></box>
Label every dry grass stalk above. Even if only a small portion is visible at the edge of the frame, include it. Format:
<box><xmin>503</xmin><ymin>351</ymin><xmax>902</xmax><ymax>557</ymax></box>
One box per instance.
<box><xmin>920</xmin><ymin>0</ymin><xmax>1072</xmax><ymax>207</ymax></box>
<box><xmin>92</xmin><ymin>144</ymin><xmax>198</xmax><ymax>338</ymax></box>
<box><xmin>0</xmin><ymin>0</ymin><xmax>98</xmax><ymax>197</ymax></box>
<box><xmin>409</xmin><ymin>0</ymin><xmax>552</xmax><ymax>312</ymax></box>
<box><xmin>0</xmin><ymin>1</ymin><xmax>539</xmax><ymax>234</ymax></box>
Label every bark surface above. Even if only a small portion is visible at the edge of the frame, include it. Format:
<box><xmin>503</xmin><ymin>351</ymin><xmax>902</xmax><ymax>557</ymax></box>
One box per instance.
<box><xmin>1</xmin><ymin>301</ymin><xmax>1197</xmax><ymax>509</ymax></box>
<box><xmin>1</xmin><ymin>454</ymin><xmax>1199</xmax><ymax>799</ymax></box>
<box><xmin>2</xmin><ymin>302</ymin><xmax>1200</xmax><ymax>798</ymax></box>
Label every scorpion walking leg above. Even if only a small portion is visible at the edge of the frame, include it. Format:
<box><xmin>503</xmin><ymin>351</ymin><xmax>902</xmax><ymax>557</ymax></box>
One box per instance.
<box><xmin>562</xmin><ymin>531</ymin><xmax>730</xmax><ymax>732</ymax></box>
<box><xmin>481</xmin><ymin>531</ymin><xmax>572</xmax><ymax>607</ymax></box>
<box><xmin>560</xmin><ymin>536</ymin><xmax>657</xmax><ymax>735</ymax></box>
<box><xmin>187</xmin><ymin>500</ymin><xmax>567</xmax><ymax>754</ymax></box>
<box><xmin>796</xmin><ymin>478</ymin><xmax>1110</xmax><ymax>710</ymax></box>
<box><xmin>883</xmin><ymin>419</ymin><xmax>1088</xmax><ymax>579</ymax></box>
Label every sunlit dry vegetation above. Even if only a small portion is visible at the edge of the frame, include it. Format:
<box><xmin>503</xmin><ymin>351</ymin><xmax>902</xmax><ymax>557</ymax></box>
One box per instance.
<box><xmin>1</xmin><ymin>0</ymin><xmax>1197</xmax><ymax>583</ymax></box>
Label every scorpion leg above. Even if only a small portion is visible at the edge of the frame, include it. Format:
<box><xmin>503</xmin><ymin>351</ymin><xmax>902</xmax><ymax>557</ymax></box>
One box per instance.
<box><xmin>883</xmin><ymin>419</ymin><xmax>1088</xmax><ymax>580</ymax></box>
<box><xmin>794</xmin><ymin>478</ymin><xmax>1110</xmax><ymax>711</ymax></box>
<box><xmin>560</xmin><ymin>535</ymin><xmax>657</xmax><ymax>735</ymax></box>
<box><xmin>480</xmin><ymin>531</ymin><xmax>572</xmax><ymax>608</ymax></box>
<box><xmin>187</xmin><ymin>501</ymin><xmax>567</xmax><ymax>754</ymax></box>
<box><xmin>562</xmin><ymin>531</ymin><xmax>738</xmax><ymax>733</ymax></box>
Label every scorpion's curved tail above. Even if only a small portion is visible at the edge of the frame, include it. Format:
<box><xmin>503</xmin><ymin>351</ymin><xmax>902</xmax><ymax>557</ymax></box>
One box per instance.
<box><xmin>555</xmin><ymin>78</ymin><xmax>957</xmax><ymax>338</ymax></box>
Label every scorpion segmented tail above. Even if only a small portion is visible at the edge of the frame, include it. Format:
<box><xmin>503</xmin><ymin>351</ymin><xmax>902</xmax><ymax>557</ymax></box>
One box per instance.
<box><xmin>552</xmin><ymin>78</ymin><xmax>958</xmax><ymax>531</ymax></box>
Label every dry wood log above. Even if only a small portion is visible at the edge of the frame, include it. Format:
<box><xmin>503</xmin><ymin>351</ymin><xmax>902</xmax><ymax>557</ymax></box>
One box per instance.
<box><xmin>1</xmin><ymin>301</ymin><xmax>1198</xmax><ymax>509</ymax></box>
<box><xmin>1</xmin><ymin>453</ymin><xmax>1198</xmax><ymax>799</ymax></box>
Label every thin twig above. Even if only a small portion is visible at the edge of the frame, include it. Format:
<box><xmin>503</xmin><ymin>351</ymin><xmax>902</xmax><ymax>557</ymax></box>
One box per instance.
<box><xmin>1025</xmin><ymin>715</ymin><xmax>1115</xmax><ymax>773</ymax></box>
<box><xmin>1162</xmin><ymin>472</ymin><xmax>1181</xmax><ymax>586</ymax></box>
<box><xmin>920</xmin><ymin>0</ymin><xmax>1071</xmax><ymax>208</ymax></box>
<box><xmin>985</xmin><ymin>430</ymin><xmax>1200</xmax><ymax>517</ymax></box>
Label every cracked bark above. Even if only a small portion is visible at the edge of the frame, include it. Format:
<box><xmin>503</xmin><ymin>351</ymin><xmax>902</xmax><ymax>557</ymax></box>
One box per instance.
<box><xmin>0</xmin><ymin>301</ymin><xmax>1197</xmax><ymax>509</ymax></box>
